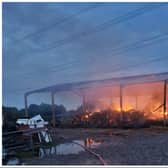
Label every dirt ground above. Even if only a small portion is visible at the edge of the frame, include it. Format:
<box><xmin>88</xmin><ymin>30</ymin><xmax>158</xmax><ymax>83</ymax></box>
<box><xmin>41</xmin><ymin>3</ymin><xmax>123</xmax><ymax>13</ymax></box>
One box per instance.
<box><xmin>24</xmin><ymin>127</ymin><xmax>168</xmax><ymax>165</ymax></box>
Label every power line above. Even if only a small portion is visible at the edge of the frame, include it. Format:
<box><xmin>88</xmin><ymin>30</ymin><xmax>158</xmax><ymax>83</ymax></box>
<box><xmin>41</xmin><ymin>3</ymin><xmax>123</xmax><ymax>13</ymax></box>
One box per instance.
<box><xmin>118</xmin><ymin>56</ymin><xmax>167</xmax><ymax>74</ymax></box>
<box><xmin>13</xmin><ymin>56</ymin><xmax>168</xmax><ymax>94</ymax></box>
<box><xmin>45</xmin><ymin>31</ymin><xmax>168</xmax><ymax>74</ymax></box>
<box><xmin>15</xmin><ymin>3</ymin><xmax>164</xmax><ymax>77</ymax></box>
<box><xmin>45</xmin><ymin>3</ymin><xmax>165</xmax><ymax>50</ymax></box>
<box><xmin>15</xmin><ymin>31</ymin><xmax>168</xmax><ymax>79</ymax></box>
<box><xmin>15</xmin><ymin>3</ymin><xmax>104</xmax><ymax>43</ymax></box>
<box><xmin>12</xmin><ymin>2</ymin><xmax>165</xmax><ymax>74</ymax></box>
<box><xmin>19</xmin><ymin>32</ymin><xmax>168</xmax><ymax>79</ymax></box>
<box><xmin>60</xmin><ymin>55</ymin><xmax>168</xmax><ymax>87</ymax></box>
<box><xmin>8</xmin><ymin>4</ymin><xmax>168</xmax><ymax>80</ymax></box>
<box><xmin>6</xmin><ymin>4</ymin><xmax>168</xmax><ymax>94</ymax></box>
<box><xmin>102</xmin><ymin>56</ymin><xmax>168</xmax><ymax>75</ymax></box>
<box><xmin>64</xmin><ymin>55</ymin><xmax>168</xmax><ymax>79</ymax></box>
<box><xmin>14</xmin><ymin>3</ymin><xmax>164</xmax><ymax>58</ymax></box>
<box><xmin>9</xmin><ymin>54</ymin><xmax>168</xmax><ymax>93</ymax></box>
<box><xmin>91</xmin><ymin>31</ymin><xmax>168</xmax><ymax>60</ymax></box>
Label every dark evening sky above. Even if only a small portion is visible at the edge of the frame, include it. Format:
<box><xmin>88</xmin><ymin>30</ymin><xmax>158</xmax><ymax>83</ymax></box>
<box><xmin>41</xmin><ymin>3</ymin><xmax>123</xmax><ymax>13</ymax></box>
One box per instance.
<box><xmin>2</xmin><ymin>2</ymin><xmax>168</xmax><ymax>109</ymax></box>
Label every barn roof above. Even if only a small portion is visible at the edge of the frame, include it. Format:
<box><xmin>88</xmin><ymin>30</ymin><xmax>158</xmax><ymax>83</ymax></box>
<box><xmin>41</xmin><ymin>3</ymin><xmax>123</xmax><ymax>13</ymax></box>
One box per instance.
<box><xmin>25</xmin><ymin>72</ymin><xmax>168</xmax><ymax>96</ymax></box>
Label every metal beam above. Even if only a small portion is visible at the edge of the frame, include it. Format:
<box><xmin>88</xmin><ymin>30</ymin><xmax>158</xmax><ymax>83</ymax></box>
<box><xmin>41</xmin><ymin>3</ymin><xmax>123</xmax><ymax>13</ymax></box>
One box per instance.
<box><xmin>163</xmin><ymin>80</ymin><xmax>167</xmax><ymax>126</ymax></box>
<box><xmin>25</xmin><ymin>72</ymin><xmax>168</xmax><ymax>96</ymax></box>
<box><xmin>24</xmin><ymin>94</ymin><xmax>28</xmax><ymax>117</ymax></box>
<box><xmin>73</xmin><ymin>90</ymin><xmax>86</xmax><ymax>113</ymax></box>
<box><xmin>51</xmin><ymin>92</ymin><xmax>56</xmax><ymax>127</ymax></box>
<box><xmin>119</xmin><ymin>85</ymin><xmax>124</xmax><ymax>122</ymax></box>
<box><xmin>82</xmin><ymin>93</ymin><xmax>86</xmax><ymax>113</ymax></box>
<box><xmin>135</xmin><ymin>96</ymin><xmax>138</xmax><ymax>110</ymax></box>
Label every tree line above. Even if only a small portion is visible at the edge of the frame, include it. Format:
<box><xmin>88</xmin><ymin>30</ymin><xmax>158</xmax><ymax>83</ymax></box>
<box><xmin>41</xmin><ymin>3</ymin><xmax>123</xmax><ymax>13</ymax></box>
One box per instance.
<box><xmin>2</xmin><ymin>103</ymin><xmax>70</xmax><ymax>131</ymax></box>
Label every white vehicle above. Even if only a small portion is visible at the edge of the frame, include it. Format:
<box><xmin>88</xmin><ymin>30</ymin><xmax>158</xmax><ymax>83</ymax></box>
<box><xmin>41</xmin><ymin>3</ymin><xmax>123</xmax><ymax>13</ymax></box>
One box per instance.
<box><xmin>16</xmin><ymin>115</ymin><xmax>52</xmax><ymax>143</ymax></box>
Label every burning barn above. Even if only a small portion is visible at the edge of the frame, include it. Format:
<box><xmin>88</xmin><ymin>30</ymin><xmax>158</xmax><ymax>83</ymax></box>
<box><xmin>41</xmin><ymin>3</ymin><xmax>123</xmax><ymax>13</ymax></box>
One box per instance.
<box><xmin>24</xmin><ymin>72</ymin><xmax>168</xmax><ymax>127</ymax></box>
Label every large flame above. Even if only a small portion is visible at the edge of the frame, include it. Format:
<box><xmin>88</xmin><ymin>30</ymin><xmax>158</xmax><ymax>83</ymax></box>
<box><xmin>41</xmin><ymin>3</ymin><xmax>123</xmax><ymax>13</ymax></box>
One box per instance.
<box><xmin>75</xmin><ymin>81</ymin><xmax>168</xmax><ymax>124</ymax></box>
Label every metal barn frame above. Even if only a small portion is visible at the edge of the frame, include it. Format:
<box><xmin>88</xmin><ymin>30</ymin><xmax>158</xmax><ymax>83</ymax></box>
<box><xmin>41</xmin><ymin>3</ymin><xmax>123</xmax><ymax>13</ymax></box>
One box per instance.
<box><xmin>24</xmin><ymin>72</ymin><xmax>168</xmax><ymax>127</ymax></box>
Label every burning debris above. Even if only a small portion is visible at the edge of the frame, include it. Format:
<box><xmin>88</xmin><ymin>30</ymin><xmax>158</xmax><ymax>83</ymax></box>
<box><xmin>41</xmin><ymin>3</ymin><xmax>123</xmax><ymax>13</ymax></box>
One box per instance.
<box><xmin>71</xmin><ymin>85</ymin><xmax>168</xmax><ymax>128</ymax></box>
<box><xmin>69</xmin><ymin>81</ymin><xmax>168</xmax><ymax>128</ymax></box>
<box><xmin>72</xmin><ymin>109</ymin><xmax>146</xmax><ymax>128</ymax></box>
